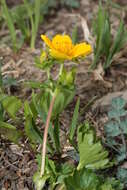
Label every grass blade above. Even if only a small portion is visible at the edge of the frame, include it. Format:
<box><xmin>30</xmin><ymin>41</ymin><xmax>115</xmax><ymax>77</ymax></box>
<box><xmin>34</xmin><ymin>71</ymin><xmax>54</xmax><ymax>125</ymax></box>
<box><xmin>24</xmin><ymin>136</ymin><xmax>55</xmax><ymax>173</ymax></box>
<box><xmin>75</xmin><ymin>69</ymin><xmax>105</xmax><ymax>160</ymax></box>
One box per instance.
<box><xmin>1</xmin><ymin>0</ymin><xmax>17</xmax><ymax>51</ymax></box>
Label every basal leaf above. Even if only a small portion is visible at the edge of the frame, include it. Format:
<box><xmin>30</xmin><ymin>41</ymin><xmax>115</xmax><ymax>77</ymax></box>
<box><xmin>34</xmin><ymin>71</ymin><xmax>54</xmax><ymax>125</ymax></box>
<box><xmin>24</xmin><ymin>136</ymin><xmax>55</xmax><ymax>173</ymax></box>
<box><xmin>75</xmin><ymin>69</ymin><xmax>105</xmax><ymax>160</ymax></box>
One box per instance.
<box><xmin>117</xmin><ymin>167</ymin><xmax>127</xmax><ymax>185</ymax></box>
<box><xmin>2</xmin><ymin>95</ymin><xmax>22</xmax><ymax>119</ymax></box>
<box><xmin>25</xmin><ymin>115</ymin><xmax>42</xmax><ymax>144</ymax></box>
<box><xmin>111</xmin><ymin>97</ymin><xmax>126</xmax><ymax>110</ymax></box>
<box><xmin>108</xmin><ymin>109</ymin><xmax>127</xmax><ymax>119</ymax></box>
<box><xmin>33</xmin><ymin>172</ymin><xmax>49</xmax><ymax>190</ymax></box>
<box><xmin>64</xmin><ymin>168</ymin><xmax>99</xmax><ymax>190</ymax></box>
<box><xmin>116</xmin><ymin>146</ymin><xmax>126</xmax><ymax>162</ymax></box>
<box><xmin>0</xmin><ymin>121</ymin><xmax>22</xmax><ymax>143</ymax></box>
<box><xmin>77</xmin><ymin>124</ymin><xmax>109</xmax><ymax>170</ymax></box>
<box><xmin>104</xmin><ymin>122</ymin><xmax>121</xmax><ymax>137</ymax></box>
<box><xmin>100</xmin><ymin>178</ymin><xmax>123</xmax><ymax>190</ymax></box>
<box><xmin>69</xmin><ymin>98</ymin><xmax>80</xmax><ymax>142</ymax></box>
<box><xmin>120</xmin><ymin>120</ymin><xmax>127</xmax><ymax>134</ymax></box>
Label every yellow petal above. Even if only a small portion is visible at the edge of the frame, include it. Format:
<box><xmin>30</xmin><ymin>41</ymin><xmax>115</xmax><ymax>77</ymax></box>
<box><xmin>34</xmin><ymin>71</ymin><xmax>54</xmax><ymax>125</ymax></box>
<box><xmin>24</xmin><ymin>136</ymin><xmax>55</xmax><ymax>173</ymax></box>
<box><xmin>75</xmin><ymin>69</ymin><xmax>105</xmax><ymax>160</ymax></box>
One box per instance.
<box><xmin>41</xmin><ymin>35</ymin><xmax>53</xmax><ymax>48</ymax></box>
<box><xmin>71</xmin><ymin>43</ymin><xmax>92</xmax><ymax>58</ymax></box>
<box><xmin>52</xmin><ymin>34</ymin><xmax>73</xmax><ymax>53</ymax></box>
<box><xmin>50</xmin><ymin>49</ymin><xmax>71</xmax><ymax>60</ymax></box>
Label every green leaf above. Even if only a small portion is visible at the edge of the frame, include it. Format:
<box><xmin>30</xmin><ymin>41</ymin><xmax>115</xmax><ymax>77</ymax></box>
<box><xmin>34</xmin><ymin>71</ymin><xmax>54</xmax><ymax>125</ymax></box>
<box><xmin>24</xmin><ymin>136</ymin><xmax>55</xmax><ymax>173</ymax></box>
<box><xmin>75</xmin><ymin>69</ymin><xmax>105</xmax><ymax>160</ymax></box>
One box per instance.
<box><xmin>53</xmin><ymin>117</ymin><xmax>61</xmax><ymax>153</ymax></box>
<box><xmin>1</xmin><ymin>0</ymin><xmax>17</xmax><ymax>51</ymax></box>
<box><xmin>57</xmin><ymin>163</ymin><xmax>74</xmax><ymax>184</ymax></box>
<box><xmin>25</xmin><ymin>115</ymin><xmax>42</xmax><ymax>144</ymax></box>
<box><xmin>2</xmin><ymin>95</ymin><xmax>22</xmax><ymax>119</ymax></box>
<box><xmin>3</xmin><ymin>77</ymin><xmax>17</xmax><ymax>87</ymax></box>
<box><xmin>100</xmin><ymin>178</ymin><xmax>123</xmax><ymax>190</ymax></box>
<box><xmin>111</xmin><ymin>97</ymin><xmax>126</xmax><ymax>110</ymax></box>
<box><xmin>31</xmin><ymin>93</ymin><xmax>54</xmax><ymax>153</ymax></box>
<box><xmin>110</xmin><ymin>21</ymin><xmax>125</xmax><ymax>55</ymax></box>
<box><xmin>108</xmin><ymin>109</ymin><xmax>127</xmax><ymax>118</ymax></box>
<box><xmin>69</xmin><ymin>98</ymin><xmax>80</xmax><ymax>142</ymax></box>
<box><xmin>0</xmin><ymin>62</ymin><xmax>3</xmax><ymax>88</ymax></box>
<box><xmin>64</xmin><ymin>168</ymin><xmax>99</xmax><ymax>190</ymax></box>
<box><xmin>61</xmin><ymin>0</ymin><xmax>80</xmax><ymax>8</ymax></box>
<box><xmin>105</xmin><ymin>21</ymin><xmax>127</xmax><ymax>68</ymax></box>
<box><xmin>59</xmin><ymin>67</ymin><xmax>76</xmax><ymax>87</ymax></box>
<box><xmin>40</xmin><ymin>87</ymin><xmax>75</xmax><ymax>119</ymax></box>
<box><xmin>24</xmin><ymin>101</ymin><xmax>42</xmax><ymax>144</ymax></box>
<box><xmin>104</xmin><ymin>97</ymin><xmax>127</xmax><ymax>164</ymax></box>
<box><xmin>91</xmin><ymin>4</ymin><xmax>107</xmax><ymax>69</ymax></box>
<box><xmin>117</xmin><ymin>167</ymin><xmax>127</xmax><ymax>185</ymax></box>
<box><xmin>36</xmin><ymin>155</ymin><xmax>58</xmax><ymax>188</ymax></box>
<box><xmin>77</xmin><ymin>124</ymin><xmax>109</xmax><ymax>170</ymax></box>
<box><xmin>24</xmin><ymin>99</ymin><xmax>53</xmax><ymax>153</ymax></box>
<box><xmin>33</xmin><ymin>172</ymin><xmax>49</xmax><ymax>190</ymax></box>
<box><xmin>120</xmin><ymin>120</ymin><xmax>127</xmax><ymax>134</ymax></box>
<box><xmin>102</xmin><ymin>18</ymin><xmax>111</xmax><ymax>57</ymax></box>
<box><xmin>0</xmin><ymin>121</ymin><xmax>22</xmax><ymax>143</ymax></box>
<box><xmin>101</xmin><ymin>183</ymin><xmax>114</xmax><ymax>190</ymax></box>
<box><xmin>104</xmin><ymin>122</ymin><xmax>121</xmax><ymax>137</ymax></box>
<box><xmin>72</xmin><ymin>26</ymin><xmax>78</xmax><ymax>44</ymax></box>
<box><xmin>0</xmin><ymin>99</ymin><xmax>4</xmax><ymax>121</ymax></box>
<box><xmin>116</xmin><ymin>146</ymin><xmax>126</xmax><ymax>162</ymax></box>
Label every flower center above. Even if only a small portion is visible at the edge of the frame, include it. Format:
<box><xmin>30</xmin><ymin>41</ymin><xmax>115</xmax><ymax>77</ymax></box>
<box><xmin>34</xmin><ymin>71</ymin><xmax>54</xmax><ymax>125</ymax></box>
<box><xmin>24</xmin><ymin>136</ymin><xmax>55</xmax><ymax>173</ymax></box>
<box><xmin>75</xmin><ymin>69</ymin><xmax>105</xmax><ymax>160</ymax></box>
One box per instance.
<box><xmin>52</xmin><ymin>35</ymin><xmax>73</xmax><ymax>55</ymax></box>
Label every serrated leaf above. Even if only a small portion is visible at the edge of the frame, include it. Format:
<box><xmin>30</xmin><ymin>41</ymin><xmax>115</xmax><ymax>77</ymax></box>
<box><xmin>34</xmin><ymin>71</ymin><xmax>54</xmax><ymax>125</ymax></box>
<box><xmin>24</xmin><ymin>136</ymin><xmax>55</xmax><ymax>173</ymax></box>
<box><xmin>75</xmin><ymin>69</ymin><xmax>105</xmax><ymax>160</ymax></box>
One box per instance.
<box><xmin>101</xmin><ymin>183</ymin><xmax>114</xmax><ymax>190</ymax></box>
<box><xmin>104</xmin><ymin>122</ymin><xmax>121</xmax><ymax>137</ymax></box>
<box><xmin>106</xmin><ymin>137</ymin><xmax>117</xmax><ymax>146</ymax></box>
<box><xmin>77</xmin><ymin>124</ymin><xmax>109</xmax><ymax>170</ymax></box>
<box><xmin>57</xmin><ymin>163</ymin><xmax>74</xmax><ymax>184</ymax></box>
<box><xmin>100</xmin><ymin>178</ymin><xmax>123</xmax><ymax>190</ymax></box>
<box><xmin>116</xmin><ymin>146</ymin><xmax>126</xmax><ymax>162</ymax></box>
<box><xmin>117</xmin><ymin>167</ymin><xmax>127</xmax><ymax>185</ymax></box>
<box><xmin>111</xmin><ymin>97</ymin><xmax>126</xmax><ymax>109</ymax></box>
<box><xmin>64</xmin><ymin>168</ymin><xmax>99</xmax><ymax>190</ymax></box>
<box><xmin>120</xmin><ymin>120</ymin><xmax>127</xmax><ymax>134</ymax></box>
<box><xmin>0</xmin><ymin>121</ymin><xmax>22</xmax><ymax>143</ymax></box>
<box><xmin>108</xmin><ymin>109</ymin><xmax>127</xmax><ymax>118</ymax></box>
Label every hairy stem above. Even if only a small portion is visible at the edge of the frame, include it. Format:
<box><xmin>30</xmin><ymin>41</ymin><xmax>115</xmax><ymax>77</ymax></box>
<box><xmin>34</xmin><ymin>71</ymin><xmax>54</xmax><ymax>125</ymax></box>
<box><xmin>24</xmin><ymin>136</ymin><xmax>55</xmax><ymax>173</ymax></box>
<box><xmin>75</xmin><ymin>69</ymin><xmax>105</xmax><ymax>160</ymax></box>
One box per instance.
<box><xmin>40</xmin><ymin>95</ymin><xmax>56</xmax><ymax>176</ymax></box>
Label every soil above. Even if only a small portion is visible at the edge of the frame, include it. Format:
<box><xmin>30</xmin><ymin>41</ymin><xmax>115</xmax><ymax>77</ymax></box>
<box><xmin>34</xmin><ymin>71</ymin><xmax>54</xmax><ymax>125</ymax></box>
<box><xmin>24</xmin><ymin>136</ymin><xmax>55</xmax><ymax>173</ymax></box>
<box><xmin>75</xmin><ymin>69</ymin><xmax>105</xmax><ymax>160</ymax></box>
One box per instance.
<box><xmin>1</xmin><ymin>0</ymin><xmax>127</xmax><ymax>189</ymax></box>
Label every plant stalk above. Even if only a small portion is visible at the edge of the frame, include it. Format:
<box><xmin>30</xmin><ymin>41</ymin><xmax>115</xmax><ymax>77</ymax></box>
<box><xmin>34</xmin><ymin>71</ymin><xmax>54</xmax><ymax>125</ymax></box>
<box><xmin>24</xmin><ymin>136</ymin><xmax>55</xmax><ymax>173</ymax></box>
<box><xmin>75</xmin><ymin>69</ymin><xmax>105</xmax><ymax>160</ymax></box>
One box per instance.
<box><xmin>40</xmin><ymin>95</ymin><xmax>56</xmax><ymax>176</ymax></box>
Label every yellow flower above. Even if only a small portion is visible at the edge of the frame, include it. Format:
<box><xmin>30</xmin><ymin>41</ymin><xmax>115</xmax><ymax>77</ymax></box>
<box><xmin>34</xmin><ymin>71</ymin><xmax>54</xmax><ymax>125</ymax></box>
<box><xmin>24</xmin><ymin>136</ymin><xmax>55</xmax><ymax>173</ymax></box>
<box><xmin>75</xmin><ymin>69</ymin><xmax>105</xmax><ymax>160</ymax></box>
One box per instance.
<box><xmin>41</xmin><ymin>34</ymin><xmax>92</xmax><ymax>60</ymax></box>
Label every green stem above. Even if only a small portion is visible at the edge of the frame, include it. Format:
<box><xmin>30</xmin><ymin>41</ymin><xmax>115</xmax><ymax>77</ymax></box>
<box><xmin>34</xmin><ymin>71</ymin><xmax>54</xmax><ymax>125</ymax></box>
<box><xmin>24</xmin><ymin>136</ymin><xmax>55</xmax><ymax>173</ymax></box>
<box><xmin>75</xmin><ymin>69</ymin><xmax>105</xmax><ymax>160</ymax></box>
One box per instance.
<box><xmin>46</xmin><ymin>69</ymin><xmax>50</xmax><ymax>80</ymax></box>
<box><xmin>59</xmin><ymin>63</ymin><xmax>64</xmax><ymax>76</ymax></box>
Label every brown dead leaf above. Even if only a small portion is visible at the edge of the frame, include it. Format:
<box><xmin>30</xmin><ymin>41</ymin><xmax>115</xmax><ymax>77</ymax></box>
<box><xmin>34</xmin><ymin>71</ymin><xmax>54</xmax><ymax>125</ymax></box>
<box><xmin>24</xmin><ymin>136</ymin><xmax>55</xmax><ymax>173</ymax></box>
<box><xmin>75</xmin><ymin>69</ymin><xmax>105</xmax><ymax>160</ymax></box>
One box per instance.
<box><xmin>92</xmin><ymin>63</ymin><xmax>104</xmax><ymax>81</ymax></box>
